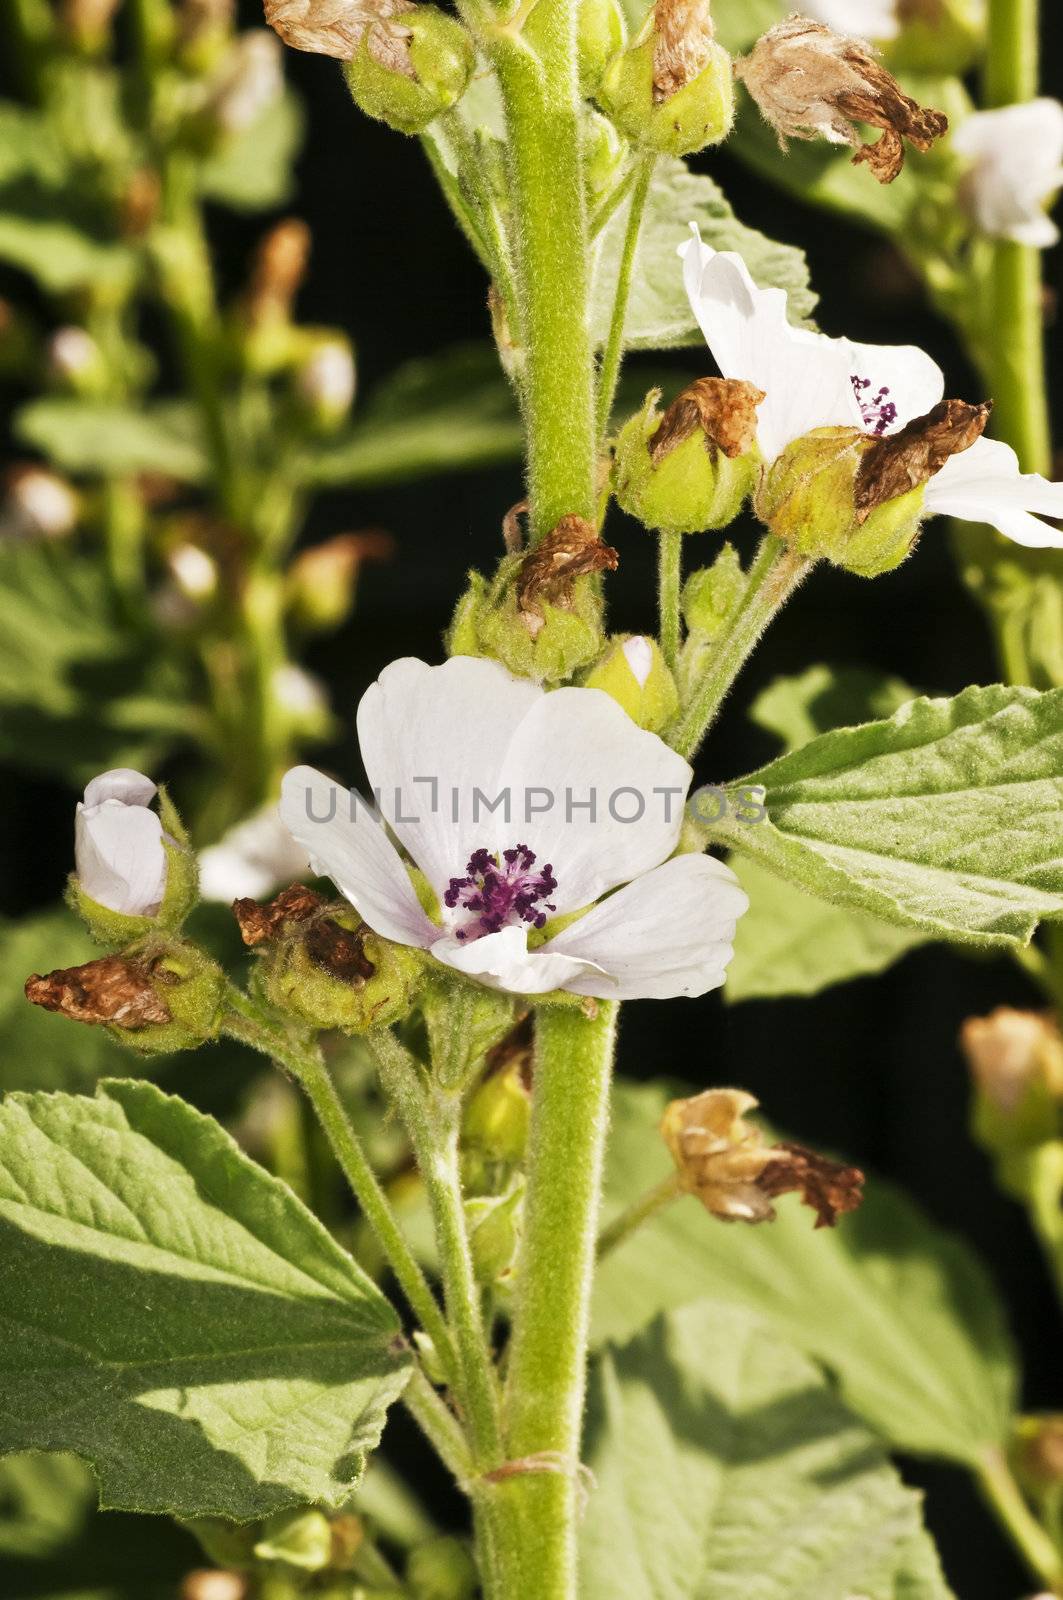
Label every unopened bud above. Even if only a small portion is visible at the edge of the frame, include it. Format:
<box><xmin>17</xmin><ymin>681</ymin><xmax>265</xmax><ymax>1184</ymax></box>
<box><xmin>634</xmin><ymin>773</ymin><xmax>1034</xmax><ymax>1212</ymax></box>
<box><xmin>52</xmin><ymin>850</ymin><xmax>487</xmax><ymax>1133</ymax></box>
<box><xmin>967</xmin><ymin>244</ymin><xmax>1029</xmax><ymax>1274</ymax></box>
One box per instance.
<box><xmin>734</xmin><ymin>17</ymin><xmax>948</xmax><ymax>183</ymax></box>
<box><xmin>406</xmin><ymin>1536</ymin><xmax>479</xmax><ymax>1600</ymax></box>
<box><xmin>584</xmin><ymin>110</ymin><xmax>626</xmax><ymax>210</ymax></box>
<box><xmin>613</xmin><ymin>380</ymin><xmax>761</xmax><ymax>535</ymax></box>
<box><xmin>71</xmin><ymin>771</ymin><xmax>198</xmax><ymax>945</ymax></box>
<box><xmin>661</xmin><ymin>1088</ymin><xmax>864</xmax><ymax>1227</ymax></box>
<box><xmin>886</xmin><ymin>0</ymin><xmax>983</xmax><ymax>76</ymax></box>
<box><xmin>244</xmin><ymin>218</ymin><xmax>311</xmax><ymax>332</ymax></box>
<box><xmin>681</xmin><ymin>541</ymin><xmax>746</xmax><ymax>638</ymax></box>
<box><xmin>294</xmin><ymin>338</ymin><xmax>356</xmax><ymax>425</ymax></box>
<box><xmin>578</xmin><ymin>0</ymin><xmax>626</xmax><ymax>96</ymax></box>
<box><xmin>597</xmin><ymin>0</ymin><xmax>733</xmax><ymax>156</ymax></box>
<box><xmin>180</xmin><ymin>1573</ymin><xmax>249</xmax><ymax>1600</ymax></box>
<box><xmin>273</xmin><ymin>663</ymin><xmax>333</xmax><ymax>739</ymax></box>
<box><xmin>26</xmin><ymin>939</ymin><xmax>226</xmax><ymax>1056</ymax></box>
<box><xmin>287</xmin><ymin>530</ymin><xmax>391</xmax><ymax>632</ymax></box>
<box><xmin>62</xmin><ymin>0</ymin><xmax>120</xmax><ymax>50</ymax></box>
<box><xmin>584</xmin><ymin>634</ymin><xmax>678</xmax><ymax>731</ymax></box>
<box><xmin>46</xmin><ymin>327</ymin><xmax>106</xmax><ymax>394</ymax></box>
<box><xmin>267</xmin><ymin>0</ymin><xmax>414</xmax><ymax>58</ymax></box>
<box><xmin>1</xmin><ymin>466</ymin><xmax>79</xmax><ymax>541</ymax></box>
<box><xmin>758</xmin><ymin>399</ymin><xmax>989</xmax><ymax>577</ymax></box>
<box><xmin>412</xmin><ymin>1330</ymin><xmax>448</xmax><ymax>1385</ymax></box>
<box><xmin>207</xmin><ymin>31</ymin><xmax>284</xmax><ymax>136</ymax></box>
<box><xmin>119</xmin><ymin>168</ymin><xmax>163</xmax><ymax>237</ymax></box>
<box><xmin>253</xmin><ymin>1508</ymin><xmax>333</xmax><ymax>1573</ymax></box>
<box><xmin>1014</xmin><ymin>1416</ymin><xmax>1063</xmax><ymax>1492</ymax></box>
<box><xmin>462</xmin><ymin>1027</ymin><xmax>532</xmax><ymax>1172</ymax></box>
<box><xmin>343</xmin><ymin>6</ymin><xmax>475</xmax><ymax>135</ymax></box>
<box><xmin>168</xmin><ymin>542</ymin><xmax>219</xmax><ymax>602</ymax></box>
<box><xmin>450</xmin><ymin>517</ymin><xmax>616</xmax><ymax>685</ymax></box>
<box><xmin>961</xmin><ymin>1007</ymin><xmax>1063</xmax><ymax>1151</ymax></box>
<box><xmin>247</xmin><ymin>889</ymin><xmax>424</xmax><ymax>1032</ymax></box>
<box><xmin>465</xmin><ymin>1179</ymin><xmax>523</xmax><ymax>1286</ymax></box>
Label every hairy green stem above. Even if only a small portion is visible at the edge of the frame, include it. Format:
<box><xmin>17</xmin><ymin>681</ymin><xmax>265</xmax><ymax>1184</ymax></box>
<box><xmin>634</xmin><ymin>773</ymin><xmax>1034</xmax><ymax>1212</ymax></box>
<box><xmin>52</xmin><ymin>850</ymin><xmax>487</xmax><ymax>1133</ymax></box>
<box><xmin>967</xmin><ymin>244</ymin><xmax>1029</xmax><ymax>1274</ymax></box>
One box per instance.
<box><xmin>596</xmin><ymin>1171</ymin><xmax>681</xmax><ymax>1258</ymax></box>
<box><xmin>669</xmin><ymin>536</ymin><xmax>811</xmax><ymax>758</ymax></box>
<box><xmin>977</xmin><ymin>1446</ymin><xmax>1063</xmax><ymax>1594</ymax></box>
<box><xmin>402</xmin><ymin>1364</ymin><xmax>474</xmax><ymax>1483</ymax></box>
<box><xmin>497</xmin><ymin>1002</ymin><xmax>617</xmax><ymax>1599</ymax></box>
<box><xmin>595</xmin><ymin>154</ymin><xmax>654</xmax><ymax>440</ymax></box>
<box><xmin>368</xmin><ymin>1030</ymin><xmax>503</xmax><ymax>1472</ymax></box>
<box><xmin>490</xmin><ymin>0</ymin><xmax>595</xmax><ymax>540</ymax></box>
<box><xmin>658</xmin><ymin>530</ymin><xmax>683</xmax><ymax>675</ymax></box>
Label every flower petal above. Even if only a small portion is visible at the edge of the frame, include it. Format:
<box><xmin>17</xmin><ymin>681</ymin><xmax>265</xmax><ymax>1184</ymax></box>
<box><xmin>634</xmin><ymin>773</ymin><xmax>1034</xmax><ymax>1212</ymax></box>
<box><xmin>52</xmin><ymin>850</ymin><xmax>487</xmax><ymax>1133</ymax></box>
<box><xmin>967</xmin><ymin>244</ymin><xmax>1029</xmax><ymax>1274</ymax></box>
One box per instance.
<box><xmin>83</xmin><ymin>768</ymin><xmax>158</xmax><ymax>808</ymax></box>
<box><xmin>543</xmin><ymin>853</ymin><xmax>748</xmax><ymax>999</ymax></box>
<box><xmin>845</xmin><ymin>340</ymin><xmax>944</xmax><ymax>432</ymax></box>
<box><xmin>430</xmin><ymin>925</ymin><xmax>602</xmax><ymax>995</ymax></box>
<box><xmin>356</xmin><ymin>656</ymin><xmax>543</xmax><ymax>897</ymax></box>
<box><xmin>75</xmin><ymin>800</ymin><xmax>168</xmax><ymax>915</ymax></box>
<box><xmin>680</xmin><ymin>230</ymin><xmax>861</xmax><ymax>463</ymax></box>
<box><xmin>497</xmin><ymin>686</ymin><xmax>692</xmax><ymax>915</ymax></box>
<box><xmin>279</xmin><ymin>765</ymin><xmax>437</xmax><ymax>948</ymax></box>
<box><xmin>198</xmin><ymin>804</ymin><xmax>311</xmax><ymax>903</ymax></box>
<box><xmin>952</xmin><ymin>101</ymin><xmax>1063</xmax><ymax>247</ymax></box>
<box><xmin>924</xmin><ymin>436</ymin><xmax>1063</xmax><ymax>549</ymax></box>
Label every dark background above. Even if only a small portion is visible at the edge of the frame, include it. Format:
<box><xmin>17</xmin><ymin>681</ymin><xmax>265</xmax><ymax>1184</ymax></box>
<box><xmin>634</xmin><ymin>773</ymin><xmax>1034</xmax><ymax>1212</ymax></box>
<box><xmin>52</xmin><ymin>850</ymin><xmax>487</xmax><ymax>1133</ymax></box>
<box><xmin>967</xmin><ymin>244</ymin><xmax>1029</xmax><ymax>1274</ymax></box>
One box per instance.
<box><xmin>4</xmin><ymin>6</ymin><xmax>1063</xmax><ymax>1593</ymax></box>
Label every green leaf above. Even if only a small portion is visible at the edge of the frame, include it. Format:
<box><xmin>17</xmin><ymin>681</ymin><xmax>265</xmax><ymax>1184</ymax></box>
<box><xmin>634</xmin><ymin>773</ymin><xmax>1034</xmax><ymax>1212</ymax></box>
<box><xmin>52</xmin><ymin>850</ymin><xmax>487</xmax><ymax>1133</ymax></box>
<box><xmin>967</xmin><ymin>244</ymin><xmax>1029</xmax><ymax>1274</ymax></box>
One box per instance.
<box><xmin>749</xmin><ymin>664</ymin><xmax>919</xmax><ymax>754</ymax></box>
<box><xmin>198</xmin><ymin>91</ymin><xmax>305</xmax><ymax>211</ymax></box>
<box><xmin>0</xmin><ymin>1079</ymin><xmax>411</xmax><ymax>1518</ymax></box>
<box><xmin>0</xmin><ymin>107</ymin><xmax>66</xmax><ymax>187</ymax></box>
<box><xmin>726</xmin><ymin>857</ymin><xmax>929</xmax><ymax>1001</ymax></box>
<box><xmin>590</xmin><ymin>157</ymin><xmax>817</xmax><ymax>351</ymax></box>
<box><xmin>594</xmin><ymin>1082</ymin><xmax>1017</xmax><ymax>1465</ymax></box>
<box><xmin>296</xmin><ymin>344</ymin><xmax>522</xmax><ymax>488</ymax></box>
<box><xmin>707</xmin><ymin>684</ymin><xmax>1063</xmax><ymax>947</ymax></box>
<box><xmin>15</xmin><ymin>399</ymin><xmax>208</xmax><ymax>482</ymax></box>
<box><xmin>0</xmin><ymin>1454</ymin><xmax>97</xmax><ymax>1560</ymax></box>
<box><xmin>581</xmin><ymin>1302</ymin><xmax>953</xmax><ymax>1600</ymax></box>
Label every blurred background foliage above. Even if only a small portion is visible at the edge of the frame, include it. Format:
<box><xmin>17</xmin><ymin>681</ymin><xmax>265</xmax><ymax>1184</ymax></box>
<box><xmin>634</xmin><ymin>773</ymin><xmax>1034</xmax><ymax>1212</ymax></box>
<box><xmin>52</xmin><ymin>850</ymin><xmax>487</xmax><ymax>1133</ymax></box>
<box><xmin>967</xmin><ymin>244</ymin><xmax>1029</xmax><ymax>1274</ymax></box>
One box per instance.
<box><xmin>0</xmin><ymin>0</ymin><xmax>1061</xmax><ymax>1595</ymax></box>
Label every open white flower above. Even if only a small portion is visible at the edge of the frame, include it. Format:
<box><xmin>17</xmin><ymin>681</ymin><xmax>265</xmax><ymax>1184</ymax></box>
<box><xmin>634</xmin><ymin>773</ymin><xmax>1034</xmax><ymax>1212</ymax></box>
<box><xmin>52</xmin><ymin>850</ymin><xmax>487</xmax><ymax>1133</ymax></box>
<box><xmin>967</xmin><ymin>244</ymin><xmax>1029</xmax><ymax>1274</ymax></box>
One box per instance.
<box><xmin>680</xmin><ymin>228</ymin><xmax>1063</xmax><ymax>549</ymax></box>
<box><xmin>798</xmin><ymin>0</ymin><xmax>898</xmax><ymax>39</ymax></box>
<box><xmin>199</xmin><ymin>805</ymin><xmax>311</xmax><ymax>903</ymax></box>
<box><xmin>75</xmin><ymin>769</ymin><xmax>168</xmax><ymax>915</ymax></box>
<box><xmin>279</xmin><ymin>656</ymin><xmax>747</xmax><ymax>999</ymax></box>
<box><xmin>952</xmin><ymin>100</ymin><xmax>1063</xmax><ymax>248</ymax></box>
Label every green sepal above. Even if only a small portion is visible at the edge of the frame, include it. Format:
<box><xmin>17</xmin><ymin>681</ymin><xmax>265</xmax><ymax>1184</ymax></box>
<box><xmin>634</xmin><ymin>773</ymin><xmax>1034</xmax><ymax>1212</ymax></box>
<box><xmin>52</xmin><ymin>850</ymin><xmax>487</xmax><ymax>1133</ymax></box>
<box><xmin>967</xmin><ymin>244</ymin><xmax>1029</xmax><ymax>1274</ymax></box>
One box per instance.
<box><xmin>261</xmin><ymin>908</ymin><xmax>426</xmax><ymax>1034</ymax></box>
<box><xmin>183</xmin><ymin>1515</ymin><xmax>259</xmax><ymax>1571</ymax></box>
<box><xmin>446</xmin><ymin>559</ymin><xmax>607</xmax><ymax>685</ymax></box>
<box><xmin>582</xmin><ymin>634</ymin><xmax>678</xmax><ymax>731</ymax></box>
<box><xmin>597</xmin><ymin>31</ymin><xmax>733</xmax><ymax>156</ymax></box>
<box><xmin>578</xmin><ymin>0</ymin><xmax>627</xmax><ymax>96</ymax></box>
<box><xmin>344</xmin><ymin>9</ymin><xmax>475</xmax><ymax>135</ymax></box>
<box><xmin>612</xmin><ymin>390</ymin><xmax>756</xmax><ymax>534</ymax></box>
<box><xmin>465</xmin><ymin>1175</ymin><xmax>524</xmax><ymax>1287</ymax></box>
<box><xmin>681</xmin><ymin>541</ymin><xmax>747</xmax><ymax>638</ymax></box>
<box><xmin>421</xmin><ymin>975</ymin><xmax>518</xmax><ymax>1090</ymax></box>
<box><xmin>462</xmin><ymin>1047</ymin><xmax>531</xmax><ymax>1185</ymax></box>
<box><xmin>884</xmin><ymin>0</ymin><xmax>983</xmax><ymax>74</ymax></box>
<box><xmin>106</xmin><ymin>936</ymin><xmax>228</xmax><ymax>1056</ymax></box>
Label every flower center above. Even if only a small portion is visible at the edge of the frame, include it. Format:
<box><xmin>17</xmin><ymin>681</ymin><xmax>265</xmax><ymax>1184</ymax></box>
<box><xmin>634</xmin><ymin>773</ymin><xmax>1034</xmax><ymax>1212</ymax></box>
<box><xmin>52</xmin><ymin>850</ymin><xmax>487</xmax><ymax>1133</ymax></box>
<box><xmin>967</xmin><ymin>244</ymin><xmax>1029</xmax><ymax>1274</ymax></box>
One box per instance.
<box><xmin>851</xmin><ymin>374</ymin><xmax>898</xmax><ymax>436</ymax></box>
<box><xmin>444</xmin><ymin>844</ymin><xmax>558</xmax><ymax>943</ymax></box>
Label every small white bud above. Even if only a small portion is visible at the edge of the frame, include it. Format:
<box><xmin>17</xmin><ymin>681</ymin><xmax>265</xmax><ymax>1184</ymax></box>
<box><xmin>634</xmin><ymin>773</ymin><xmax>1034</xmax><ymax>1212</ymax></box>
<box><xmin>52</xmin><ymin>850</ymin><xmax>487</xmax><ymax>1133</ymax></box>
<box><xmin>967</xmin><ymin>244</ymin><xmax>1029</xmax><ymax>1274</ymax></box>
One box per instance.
<box><xmin>75</xmin><ymin>769</ymin><xmax>169</xmax><ymax>916</ymax></box>
<box><xmin>1</xmin><ymin>467</ymin><xmax>79</xmax><ymax>540</ymax></box>
<box><xmin>295</xmin><ymin>341</ymin><xmax>356</xmax><ymax>418</ymax></box>
<box><xmin>208</xmin><ymin>31</ymin><xmax>284</xmax><ymax>134</ymax></box>
<box><xmin>953</xmin><ymin>100</ymin><xmax>1063</xmax><ymax>247</ymax></box>
<box><xmin>621</xmin><ymin>634</ymin><xmax>654</xmax><ymax>688</ymax></box>
<box><xmin>47</xmin><ymin>326</ymin><xmax>102</xmax><ymax>386</ymax></box>
<box><xmin>169</xmin><ymin>543</ymin><xmax>218</xmax><ymax>601</ymax></box>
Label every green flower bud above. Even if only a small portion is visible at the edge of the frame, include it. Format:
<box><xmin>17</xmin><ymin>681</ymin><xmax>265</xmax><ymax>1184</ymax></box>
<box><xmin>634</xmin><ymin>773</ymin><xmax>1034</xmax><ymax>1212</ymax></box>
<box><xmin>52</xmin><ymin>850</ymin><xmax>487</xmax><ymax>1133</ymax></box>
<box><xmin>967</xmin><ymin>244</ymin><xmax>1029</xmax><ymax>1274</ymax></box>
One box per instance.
<box><xmin>448</xmin><ymin>519</ymin><xmax>616</xmax><ymax>685</ymax></box>
<box><xmin>962</xmin><ymin>1007</ymin><xmax>1063</xmax><ymax>1157</ymax></box>
<box><xmin>757</xmin><ymin>427</ymin><xmax>923</xmax><ymax>578</ymax></box>
<box><xmin>583</xmin><ymin>634</ymin><xmax>678</xmax><ymax>731</ymax></box>
<box><xmin>578</xmin><ymin>0</ymin><xmax>626</xmax><ymax>97</ymax></box>
<box><xmin>422</xmin><ymin>978</ymin><xmax>518</xmax><ymax>1090</ymax></box>
<box><xmin>344</xmin><ymin>8</ymin><xmax>475</xmax><ymax>135</ymax></box>
<box><xmin>407</xmin><ymin>1537</ymin><xmax>479</xmax><ymax>1600</ymax></box>
<box><xmin>254</xmin><ymin>1508</ymin><xmax>334</xmax><ymax>1573</ymax></box>
<box><xmin>885</xmin><ymin>0</ymin><xmax>983</xmax><ymax>76</ymax></box>
<box><xmin>681</xmin><ymin>541</ymin><xmax>746</xmax><ymax>638</ymax></box>
<box><xmin>465</xmin><ymin>1178</ymin><xmax>523</xmax><ymax>1286</ymax></box>
<box><xmin>597</xmin><ymin>0</ymin><xmax>733</xmax><ymax>156</ymax></box>
<box><xmin>584</xmin><ymin>109</ymin><xmax>626</xmax><ymax>211</ymax></box>
<box><xmin>413</xmin><ymin>1330</ymin><xmax>448</xmax><ymax>1385</ymax></box>
<box><xmin>612</xmin><ymin>382</ymin><xmax>761</xmax><ymax>535</ymax></box>
<box><xmin>261</xmin><ymin>904</ymin><xmax>425</xmax><ymax>1033</ymax></box>
<box><xmin>462</xmin><ymin>1046</ymin><xmax>531</xmax><ymax>1171</ymax></box>
<box><xmin>183</xmin><ymin>1516</ymin><xmax>258</xmax><ymax>1571</ymax></box>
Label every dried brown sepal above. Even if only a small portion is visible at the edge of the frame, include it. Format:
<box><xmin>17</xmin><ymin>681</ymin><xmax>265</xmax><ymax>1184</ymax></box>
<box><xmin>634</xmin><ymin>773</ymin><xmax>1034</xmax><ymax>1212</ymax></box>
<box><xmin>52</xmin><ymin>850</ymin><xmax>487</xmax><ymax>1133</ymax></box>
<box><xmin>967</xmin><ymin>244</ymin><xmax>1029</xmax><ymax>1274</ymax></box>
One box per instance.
<box><xmin>854</xmin><ymin>398</ymin><xmax>990</xmax><ymax>519</ymax></box>
<box><xmin>757</xmin><ymin>1140</ymin><xmax>865</xmax><ymax>1228</ymax></box>
<box><xmin>515</xmin><ymin>515</ymin><xmax>619</xmax><ymax>636</ymax></box>
<box><xmin>303</xmin><ymin>916</ymin><xmax>376</xmax><ymax>982</ymax></box>
<box><xmin>734</xmin><ymin>16</ymin><xmax>948</xmax><ymax>184</ymax></box>
<box><xmin>233</xmin><ymin>883</ymin><xmax>326</xmax><ymax>945</ymax></box>
<box><xmin>244</xmin><ymin>219</ymin><xmax>312</xmax><ymax>327</ymax></box>
<box><xmin>652</xmin><ymin>0</ymin><xmax>715</xmax><ymax>101</ymax></box>
<box><xmin>649</xmin><ymin>377</ymin><xmax>765</xmax><ymax>464</ymax></box>
<box><xmin>25</xmin><ymin>957</ymin><xmax>172</xmax><ymax>1028</ymax></box>
<box><xmin>265</xmin><ymin>0</ymin><xmax>413</xmax><ymax>60</ymax></box>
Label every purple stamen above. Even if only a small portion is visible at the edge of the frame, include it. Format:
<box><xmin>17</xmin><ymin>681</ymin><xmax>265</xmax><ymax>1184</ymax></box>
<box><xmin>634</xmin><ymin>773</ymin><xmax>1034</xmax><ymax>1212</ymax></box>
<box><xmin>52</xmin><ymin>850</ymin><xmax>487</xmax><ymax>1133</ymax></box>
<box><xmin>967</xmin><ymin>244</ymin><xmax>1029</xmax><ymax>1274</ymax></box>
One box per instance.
<box><xmin>445</xmin><ymin>843</ymin><xmax>558</xmax><ymax>942</ymax></box>
<box><xmin>851</xmin><ymin>374</ymin><xmax>897</xmax><ymax>436</ymax></box>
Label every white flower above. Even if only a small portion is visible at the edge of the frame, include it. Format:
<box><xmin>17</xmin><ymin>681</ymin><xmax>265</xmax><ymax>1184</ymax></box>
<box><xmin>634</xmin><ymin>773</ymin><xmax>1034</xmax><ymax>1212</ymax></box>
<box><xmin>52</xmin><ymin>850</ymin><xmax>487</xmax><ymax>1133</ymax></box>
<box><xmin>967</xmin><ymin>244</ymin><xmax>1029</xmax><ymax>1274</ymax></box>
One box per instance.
<box><xmin>797</xmin><ymin>0</ymin><xmax>898</xmax><ymax>39</ymax></box>
<box><xmin>952</xmin><ymin>100</ymin><xmax>1063</xmax><ymax>247</ymax></box>
<box><xmin>199</xmin><ymin>804</ymin><xmax>311</xmax><ymax>903</ymax></box>
<box><xmin>279</xmin><ymin>656</ymin><xmax>747</xmax><ymax>999</ymax></box>
<box><xmin>75</xmin><ymin>769</ymin><xmax>168</xmax><ymax>916</ymax></box>
<box><xmin>680</xmin><ymin>227</ymin><xmax>1063</xmax><ymax>549</ymax></box>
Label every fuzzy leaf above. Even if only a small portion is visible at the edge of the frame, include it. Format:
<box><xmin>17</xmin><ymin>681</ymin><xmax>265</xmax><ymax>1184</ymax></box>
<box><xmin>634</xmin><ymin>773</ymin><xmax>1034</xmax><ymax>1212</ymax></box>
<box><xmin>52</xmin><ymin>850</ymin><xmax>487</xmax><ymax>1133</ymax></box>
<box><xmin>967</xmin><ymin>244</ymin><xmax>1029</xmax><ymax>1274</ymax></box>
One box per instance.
<box><xmin>706</xmin><ymin>684</ymin><xmax>1063</xmax><ymax>947</ymax></box>
<box><xmin>198</xmin><ymin>91</ymin><xmax>304</xmax><ymax>211</ymax></box>
<box><xmin>594</xmin><ymin>1083</ymin><xmax>1017</xmax><ymax>1465</ymax></box>
<box><xmin>0</xmin><ymin>1080</ymin><xmax>411</xmax><ymax>1518</ymax></box>
<box><xmin>15</xmin><ymin>399</ymin><xmax>208</xmax><ymax>482</ymax></box>
<box><xmin>581</xmin><ymin>1302</ymin><xmax>952</xmax><ymax>1599</ymax></box>
<box><xmin>590</xmin><ymin>157</ymin><xmax>817</xmax><ymax>350</ymax></box>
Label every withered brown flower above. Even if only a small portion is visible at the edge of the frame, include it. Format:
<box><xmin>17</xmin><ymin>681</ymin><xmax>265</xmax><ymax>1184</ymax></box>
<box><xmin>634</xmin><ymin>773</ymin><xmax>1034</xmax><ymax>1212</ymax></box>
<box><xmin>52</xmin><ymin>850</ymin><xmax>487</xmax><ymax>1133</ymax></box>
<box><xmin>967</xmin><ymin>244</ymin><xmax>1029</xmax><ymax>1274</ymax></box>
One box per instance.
<box><xmin>649</xmin><ymin>377</ymin><xmax>765</xmax><ymax>465</ymax></box>
<box><xmin>515</xmin><ymin>515</ymin><xmax>619</xmax><ymax>637</ymax></box>
<box><xmin>854</xmin><ymin>398</ymin><xmax>991</xmax><ymax>520</ymax></box>
<box><xmin>265</xmin><ymin>0</ymin><xmax>414</xmax><ymax>66</ymax></box>
<box><xmin>734</xmin><ymin>16</ymin><xmax>948</xmax><ymax>183</ymax></box>
<box><xmin>652</xmin><ymin>0</ymin><xmax>716</xmax><ymax>102</ymax></box>
<box><xmin>25</xmin><ymin>956</ymin><xmax>172</xmax><ymax>1028</ymax></box>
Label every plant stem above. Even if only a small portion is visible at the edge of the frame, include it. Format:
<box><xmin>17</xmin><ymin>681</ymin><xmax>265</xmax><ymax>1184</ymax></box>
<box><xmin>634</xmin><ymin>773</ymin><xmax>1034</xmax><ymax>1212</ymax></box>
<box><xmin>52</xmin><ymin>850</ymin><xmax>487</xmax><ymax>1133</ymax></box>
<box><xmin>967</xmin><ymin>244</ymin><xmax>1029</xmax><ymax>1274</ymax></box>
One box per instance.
<box><xmin>980</xmin><ymin>0</ymin><xmax>1050</xmax><ymax>475</ymax></box>
<box><xmin>402</xmin><ymin>1364</ymin><xmax>474</xmax><ymax>1483</ymax></box>
<box><xmin>490</xmin><ymin>0</ymin><xmax>595</xmax><ymax>540</ymax></box>
<box><xmin>595</xmin><ymin>153</ymin><xmax>654</xmax><ymax>441</ymax></box>
<box><xmin>669</xmin><ymin>536</ymin><xmax>811</xmax><ymax>758</ymax></box>
<box><xmin>368</xmin><ymin>1030</ymin><xmax>503</xmax><ymax>1471</ymax></box>
<box><xmin>977</xmin><ymin>1446</ymin><xmax>1063</xmax><ymax>1594</ymax></box>
<box><xmin>221</xmin><ymin>1000</ymin><xmax>457</xmax><ymax>1380</ymax></box>
<box><xmin>496</xmin><ymin>1002</ymin><xmax>617</xmax><ymax>1599</ymax></box>
<box><xmin>596</xmin><ymin>1171</ymin><xmax>681</xmax><ymax>1258</ymax></box>
<box><xmin>658</xmin><ymin>530</ymin><xmax>683</xmax><ymax>675</ymax></box>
